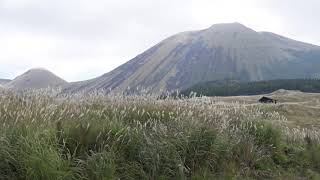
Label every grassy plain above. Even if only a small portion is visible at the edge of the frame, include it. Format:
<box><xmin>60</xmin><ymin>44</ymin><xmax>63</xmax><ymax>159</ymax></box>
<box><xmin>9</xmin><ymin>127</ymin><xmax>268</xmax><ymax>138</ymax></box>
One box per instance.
<box><xmin>214</xmin><ymin>89</ymin><xmax>320</xmax><ymax>128</ymax></box>
<box><xmin>0</xmin><ymin>89</ymin><xmax>320</xmax><ymax>179</ymax></box>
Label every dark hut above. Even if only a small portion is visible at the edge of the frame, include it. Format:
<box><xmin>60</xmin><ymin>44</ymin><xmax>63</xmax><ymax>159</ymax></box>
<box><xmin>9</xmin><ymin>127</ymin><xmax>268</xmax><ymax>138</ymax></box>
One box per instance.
<box><xmin>258</xmin><ymin>96</ymin><xmax>277</xmax><ymax>104</ymax></box>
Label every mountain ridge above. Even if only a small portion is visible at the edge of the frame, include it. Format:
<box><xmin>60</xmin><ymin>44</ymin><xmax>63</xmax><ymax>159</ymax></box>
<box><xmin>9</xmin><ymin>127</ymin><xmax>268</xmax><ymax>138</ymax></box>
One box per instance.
<box><xmin>1</xmin><ymin>23</ymin><xmax>320</xmax><ymax>93</ymax></box>
<box><xmin>5</xmin><ymin>68</ymin><xmax>68</xmax><ymax>90</ymax></box>
<box><xmin>64</xmin><ymin>23</ymin><xmax>320</xmax><ymax>93</ymax></box>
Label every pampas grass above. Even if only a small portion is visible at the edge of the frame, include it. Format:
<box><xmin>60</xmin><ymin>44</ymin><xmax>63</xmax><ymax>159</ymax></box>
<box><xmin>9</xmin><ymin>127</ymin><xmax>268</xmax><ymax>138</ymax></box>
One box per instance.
<box><xmin>0</xmin><ymin>89</ymin><xmax>320</xmax><ymax>179</ymax></box>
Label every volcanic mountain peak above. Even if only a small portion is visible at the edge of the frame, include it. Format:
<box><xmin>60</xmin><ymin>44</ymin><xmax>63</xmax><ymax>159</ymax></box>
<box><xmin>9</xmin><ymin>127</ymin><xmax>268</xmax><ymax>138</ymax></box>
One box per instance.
<box><xmin>208</xmin><ymin>22</ymin><xmax>253</xmax><ymax>32</ymax></box>
<box><xmin>64</xmin><ymin>23</ymin><xmax>320</xmax><ymax>93</ymax></box>
<box><xmin>27</xmin><ymin>67</ymin><xmax>49</xmax><ymax>72</ymax></box>
<box><xmin>6</xmin><ymin>68</ymin><xmax>67</xmax><ymax>90</ymax></box>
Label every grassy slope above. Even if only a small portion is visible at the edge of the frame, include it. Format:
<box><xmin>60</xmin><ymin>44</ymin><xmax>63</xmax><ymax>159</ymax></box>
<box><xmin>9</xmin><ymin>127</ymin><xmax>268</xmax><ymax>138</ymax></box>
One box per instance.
<box><xmin>1</xmin><ymin>90</ymin><xmax>320</xmax><ymax>179</ymax></box>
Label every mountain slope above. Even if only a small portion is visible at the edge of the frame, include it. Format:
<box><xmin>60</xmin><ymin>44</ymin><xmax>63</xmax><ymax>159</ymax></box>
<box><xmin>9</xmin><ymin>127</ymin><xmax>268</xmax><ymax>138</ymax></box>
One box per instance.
<box><xmin>6</xmin><ymin>68</ymin><xmax>67</xmax><ymax>90</ymax></box>
<box><xmin>65</xmin><ymin>23</ymin><xmax>320</xmax><ymax>93</ymax></box>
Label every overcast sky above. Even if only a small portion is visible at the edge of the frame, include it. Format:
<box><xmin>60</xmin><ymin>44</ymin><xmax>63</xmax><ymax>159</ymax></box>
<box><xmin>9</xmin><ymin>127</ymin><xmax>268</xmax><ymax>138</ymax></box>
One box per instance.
<box><xmin>0</xmin><ymin>0</ymin><xmax>319</xmax><ymax>82</ymax></box>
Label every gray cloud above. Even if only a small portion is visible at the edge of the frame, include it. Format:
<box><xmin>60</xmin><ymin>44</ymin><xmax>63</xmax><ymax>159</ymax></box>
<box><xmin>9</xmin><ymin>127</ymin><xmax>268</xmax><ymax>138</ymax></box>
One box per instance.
<box><xmin>0</xmin><ymin>0</ymin><xmax>319</xmax><ymax>81</ymax></box>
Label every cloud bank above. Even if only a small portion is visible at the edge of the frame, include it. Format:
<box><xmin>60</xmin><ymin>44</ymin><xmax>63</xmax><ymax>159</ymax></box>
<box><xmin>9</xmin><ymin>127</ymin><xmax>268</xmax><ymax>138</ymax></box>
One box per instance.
<box><xmin>0</xmin><ymin>0</ymin><xmax>319</xmax><ymax>81</ymax></box>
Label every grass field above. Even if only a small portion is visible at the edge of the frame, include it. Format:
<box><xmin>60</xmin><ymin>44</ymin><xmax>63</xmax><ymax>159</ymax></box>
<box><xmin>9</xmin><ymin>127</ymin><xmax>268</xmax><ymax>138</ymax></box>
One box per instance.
<box><xmin>1</xmin><ymin>89</ymin><xmax>320</xmax><ymax>179</ymax></box>
<box><xmin>214</xmin><ymin>89</ymin><xmax>320</xmax><ymax>128</ymax></box>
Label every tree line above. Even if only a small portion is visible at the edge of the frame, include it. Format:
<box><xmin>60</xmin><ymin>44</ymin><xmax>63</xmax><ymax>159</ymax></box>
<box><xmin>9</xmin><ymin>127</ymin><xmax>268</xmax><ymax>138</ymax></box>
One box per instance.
<box><xmin>180</xmin><ymin>79</ymin><xmax>320</xmax><ymax>96</ymax></box>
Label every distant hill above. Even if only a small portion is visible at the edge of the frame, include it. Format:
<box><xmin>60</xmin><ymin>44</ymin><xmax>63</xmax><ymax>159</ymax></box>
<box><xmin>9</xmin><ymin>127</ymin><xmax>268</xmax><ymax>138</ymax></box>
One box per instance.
<box><xmin>0</xmin><ymin>79</ymin><xmax>11</xmax><ymax>85</ymax></box>
<box><xmin>65</xmin><ymin>22</ymin><xmax>320</xmax><ymax>94</ymax></box>
<box><xmin>5</xmin><ymin>68</ymin><xmax>68</xmax><ymax>90</ymax></box>
<box><xmin>180</xmin><ymin>79</ymin><xmax>320</xmax><ymax>96</ymax></box>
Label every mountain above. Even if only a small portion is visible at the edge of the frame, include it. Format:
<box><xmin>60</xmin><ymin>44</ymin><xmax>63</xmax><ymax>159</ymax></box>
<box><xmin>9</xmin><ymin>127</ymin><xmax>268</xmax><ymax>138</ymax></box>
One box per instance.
<box><xmin>65</xmin><ymin>23</ymin><xmax>320</xmax><ymax>93</ymax></box>
<box><xmin>6</xmin><ymin>68</ymin><xmax>67</xmax><ymax>90</ymax></box>
<box><xmin>0</xmin><ymin>79</ymin><xmax>11</xmax><ymax>85</ymax></box>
